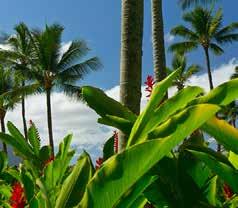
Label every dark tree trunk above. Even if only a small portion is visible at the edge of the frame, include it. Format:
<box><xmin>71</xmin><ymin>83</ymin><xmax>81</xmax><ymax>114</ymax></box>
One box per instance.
<box><xmin>204</xmin><ymin>48</ymin><xmax>219</xmax><ymax>151</ymax></box>
<box><xmin>21</xmin><ymin>81</ymin><xmax>28</xmax><ymax>140</ymax></box>
<box><xmin>151</xmin><ymin>0</ymin><xmax>167</xmax><ymax>83</ymax></box>
<box><xmin>119</xmin><ymin>0</ymin><xmax>144</xmax><ymax>150</ymax></box>
<box><xmin>204</xmin><ymin>48</ymin><xmax>214</xmax><ymax>90</ymax></box>
<box><xmin>46</xmin><ymin>89</ymin><xmax>54</xmax><ymax>155</ymax></box>
<box><xmin>0</xmin><ymin>115</ymin><xmax>7</xmax><ymax>154</ymax></box>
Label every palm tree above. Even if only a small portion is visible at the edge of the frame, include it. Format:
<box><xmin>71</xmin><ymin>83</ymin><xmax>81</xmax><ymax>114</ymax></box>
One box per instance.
<box><xmin>0</xmin><ymin>23</ymin><xmax>34</xmax><ymax>140</ymax></box>
<box><xmin>120</xmin><ymin>0</ymin><xmax>144</xmax><ymax>150</ymax></box>
<box><xmin>169</xmin><ymin>7</ymin><xmax>238</xmax><ymax>90</ymax></box>
<box><xmin>29</xmin><ymin>24</ymin><xmax>101</xmax><ymax>154</ymax></box>
<box><xmin>0</xmin><ymin>67</ymin><xmax>37</xmax><ymax>153</ymax></box>
<box><xmin>151</xmin><ymin>0</ymin><xmax>167</xmax><ymax>83</ymax></box>
<box><xmin>151</xmin><ymin>0</ymin><xmax>217</xmax><ymax>85</ymax></box>
<box><xmin>167</xmin><ymin>53</ymin><xmax>201</xmax><ymax>90</ymax></box>
<box><xmin>179</xmin><ymin>0</ymin><xmax>218</xmax><ymax>9</ymax></box>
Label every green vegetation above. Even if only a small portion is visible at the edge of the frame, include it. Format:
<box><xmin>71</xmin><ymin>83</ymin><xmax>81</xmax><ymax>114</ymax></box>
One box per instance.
<box><xmin>0</xmin><ymin>0</ymin><xmax>238</xmax><ymax>207</ymax></box>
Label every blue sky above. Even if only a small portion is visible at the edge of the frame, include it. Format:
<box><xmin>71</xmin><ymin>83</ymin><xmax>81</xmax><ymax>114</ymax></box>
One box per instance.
<box><xmin>0</xmin><ymin>0</ymin><xmax>237</xmax><ymax>89</ymax></box>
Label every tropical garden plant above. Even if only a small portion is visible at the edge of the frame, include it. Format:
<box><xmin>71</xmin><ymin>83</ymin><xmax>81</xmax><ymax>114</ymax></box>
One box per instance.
<box><xmin>167</xmin><ymin>53</ymin><xmax>201</xmax><ymax>90</ymax></box>
<box><xmin>0</xmin><ymin>22</ymin><xmax>35</xmax><ymax>140</ymax></box>
<box><xmin>27</xmin><ymin>24</ymin><xmax>101</xmax><ymax>154</ymax></box>
<box><xmin>0</xmin><ymin>66</ymin><xmax>37</xmax><ymax>154</ymax></box>
<box><xmin>1</xmin><ymin>70</ymin><xmax>238</xmax><ymax>207</ymax></box>
<box><xmin>169</xmin><ymin>7</ymin><xmax>238</xmax><ymax>90</ymax></box>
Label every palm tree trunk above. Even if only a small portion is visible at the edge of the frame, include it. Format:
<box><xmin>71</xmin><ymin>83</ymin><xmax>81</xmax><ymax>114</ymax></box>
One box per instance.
<box><xmin>204</xmin><ymin>48</ymin><xmax>220</xmax><ymax>151</ymax></box>
<box><xmin>119</xmin><ymin>0</ymin><xmax>144</xmax><ymax>151</ymax></box>
<box><xmin>21</xmin><ymin>81</ymin><xmax>28</xmax><ymax>140</ymax></box>
<box><xmin>204</xmin><ymin>48</ymin><xmax>214</xmax><ymax>90</ymax></box>
<box><xmin>46</xmin><ymin>89</ymin><xmax>54</xmax><ymax>155</ymax></box>
<box><xmin>151</xmin><ymin>0</ymin><xmax>167</xmax><ymax>83</ymax></box>
<box><xmin>0</xmin><ymin>115</ymin><xmax>7</xmax><ymax>153</ymax></box>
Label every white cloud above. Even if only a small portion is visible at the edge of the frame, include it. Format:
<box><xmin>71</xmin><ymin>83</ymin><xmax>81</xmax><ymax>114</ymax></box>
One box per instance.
<box><xmin>0</xmin><ymin>44</ymin><xmax>12</xmax><ymax>51</ymax></box>
<box><xmin>186</xmin><ymin>58</ymin><xmax>238</xmax><ymax>91</ymax></box>
<box><xmin>4</xmin><ymin>58</ymin><xmax>238</xmax><ymax>163</ymax></box>
<box><xmin>164</xmin><ymin>33</ymin><xmax>175</xmax><ymax>44</ymax></box>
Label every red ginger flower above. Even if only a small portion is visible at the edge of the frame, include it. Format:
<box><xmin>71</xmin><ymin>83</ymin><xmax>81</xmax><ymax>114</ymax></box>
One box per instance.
<box><xmin>10</xmin><ymin>182</ymin><xmax>26</xmax><ymax>208</ymax></box>
<box><xmin>223</xmin><ymin>183</ymin><xmax>233</xmax><ymax>199</ymax></box>
<box><xmin>145</xmin><ymin>75</ymin><xmax>155</xmax><ymax>98</ymax></box>
<box><xmin>95</xmin><ymin>157</ymin><xmax>103</xmax><ymax>170</ymax></box>
<box><xmin>113</xmin><ymin>130</ymin><xmax>119</xmax><ymax>153</ymax></box>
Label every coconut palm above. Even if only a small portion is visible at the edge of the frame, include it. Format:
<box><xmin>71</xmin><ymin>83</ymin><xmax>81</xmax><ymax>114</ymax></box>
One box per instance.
<box><xmin>0</xmin><ymin>23</ymin><xmax>35</xmax><ymax>140</ymax></box>
<box><xmin>169</xmin><ymin>7</ymin><xmax>238</xmax><ymax>90</ymax></box>
<box><xmin>120</xmin><ymin>0</ymin><xmax>144</xmax><ymax>151</ymax></box>
<box><xmin>29</xmin><ymin>24</ymin><xmax>101</xmax><ymax>154</ymax></box>
<box><xmin>167</xmin><ymin>53</ymin><xmax>201</xmax><ymax>90</ymax></box>
<box><xmin>151</xmin><ymin>0</ymin><xmax>217</xmax><ymax>85</ymax></box>
<box><xmin>0</xmin><ymin>67</ymin><xmax>37</xmax><ymax>153</ymax></box>
<box><xmin>151</xmin><ymin>0</ymin><xmax>167</xmax><ymax>84</ymax></box>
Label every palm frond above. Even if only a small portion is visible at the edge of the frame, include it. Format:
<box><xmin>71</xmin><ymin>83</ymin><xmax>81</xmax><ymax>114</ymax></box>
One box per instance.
<box><xmin>169</xmin><ymin>41</ymin><xmax>198</xmax><ymax>54</ymax></box>
<box><xmin>209</xmin><ymin>8</ymin><xmax>223</xmax><ymax>36</ymax></box>
<box><xmin>170</xmin><ymin>25</ymin><xmax>198</xmax><ymax>41</ymax></box>
<box><xmin>215</xmin><ymin>34</ymin><xmax>238</xmax><ymax>44</ymax></box>
<box><xmin>184</xmin><ymin>64</ymin><xmax>201</xmax><ymax>79</ymax></box>
<box><xmin>209</xmin><ymin>43</ymin><xmax>224</xmax><ymax>55</ymax></box>
<box><xmin>59</xmin><ymin>57</ymin><xmax>102</xmax><ymax>79</ymax></box>
<box><xmin>60</xmin><ymin>84</ymin><xmax>82</xmax><ymax>101</ymax></box>
<box><xmin>57</xmin><ymin>40</ymin><xmax>90</xmax><ymax>70</ymax></box>
<box><xmin>179</xmin><ymin>0</ymin><xmax>218</xmax><ymax>10</ymax></box>
<box><xmin>215</xmin><ymin>22</ymin><xmax>238</xmax><ymax>37</ymax></box>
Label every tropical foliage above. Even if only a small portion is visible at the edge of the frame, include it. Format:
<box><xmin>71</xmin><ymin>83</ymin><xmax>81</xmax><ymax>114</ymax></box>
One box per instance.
<box><xmin>1</xmin><ymin>71</ymin><xmax>238</xmax><ymax>207</ymax></box>
<box><xmin>169</xmin><ymin>7</ymin><xmax>238</xmax><ymax>90</ymax></box>
<box><xmin>0</xmin><ymin>0</ymin><xmax>238</xmax><ymax>208</ymax></box>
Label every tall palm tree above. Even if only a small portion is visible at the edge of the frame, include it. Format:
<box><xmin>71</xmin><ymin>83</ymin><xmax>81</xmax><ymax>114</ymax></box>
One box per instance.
<box><xmin>151</xmin><ymin>0</ymin><xmax>167</xmax><ymax>83</ymax></box>
<box><xmin>169</xmin><ymin>7</ymin><xmax>238</xmax><ymax>90</ymax></box>
<box><xmin>167</xmin><ymin>53</ymin><xmax>201</xmax><ymax>90</ymax></box>
<box><xmin>29</xmin><ymin>24</ymin><xmax>101</xmax><ymax>154</ymax></box>
<box><xmin>151</xmin><ymin>0</ymin><xmax>217</xmax><ymax>85</ymax></box>
<box><xmin>0</xmin><ymin>67</ymin><xmax>37</xmax><ymax>153</ymax></box>
<box><xmin>0</xmin><ymin>23</ymin><xmax>34</xmax><ymax>140</ymax></box>
<box><xmin>120</xmin><ymin>0</ymin><xmax>144</xmax><ymax>150</ymax></box>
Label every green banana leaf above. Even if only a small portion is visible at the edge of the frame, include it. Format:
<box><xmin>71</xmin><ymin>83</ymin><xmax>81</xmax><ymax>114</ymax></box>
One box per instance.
<box><xmin>78</xmin><ymin>104</ymin><xmax>219</xmax><ymax>208</ymax></box>
<box><xmin>82</xmin><ymin>86</ymin><xmax>136</xmax><ymax>122</ymax></box>
<box><xmin>188</xmin><ymin>149</ymin><xmax>238</xmax><ymax>193</ymax></box>
<box><xmin>190</xmin><ymin>78</ymin><xmax>238</xmax><ymax>106</ymax></box>
<box><xmin>127</xmin><ymin>68</ymin><xmax>181</xmax><ymax>147</ymax></box>
<box><xmin>98</xmin><ymin>115</ymin><xmax>133</xmax><ymax>135</ymax></box>
<box><xmin>103</xmin><ymin>135</ymin><xmax>115</xmax><ymax>160</ymax></box>
<box><xmin>114</xmin><ymin>174</ymin><xmax>157</xmax><ymax>208</ymax></box>
<box><xmin>55</xmin><ymin>151</ymin><xmax>94</xmax><ymax>208</ymax></box>
<box><xmin>137</xmin><ymin>86</ymin><xmax>204</xmax><ymax>144</ymax></box>
<box><xmin>201</xmin><ymin>117</ymin><xmax>238</xmax><ymax>154</ymax></box>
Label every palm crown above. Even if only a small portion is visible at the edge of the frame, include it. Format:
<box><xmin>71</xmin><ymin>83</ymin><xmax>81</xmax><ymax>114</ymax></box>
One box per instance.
<box><xmin>169</xmin><ymin>7</ymin><xmax>238</xmax><ymax>90</ymax></box>
<box><xmin>30</xmin><ymin>24</ymin><xmax>101</xmax><ymax>94</ymax></box>
<box><xmin>167</xmin><ymin>53</ymin><xmax>201</xmax><ymax>90</ymax></box>
<box><xmin>29</xmin><ymin>24</ymin><xmax>102</xmax><ymax>153</ymax></box>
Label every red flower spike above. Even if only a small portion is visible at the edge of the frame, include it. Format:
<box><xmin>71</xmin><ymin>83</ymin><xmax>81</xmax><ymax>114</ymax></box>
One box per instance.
<box><xmin>145</xmin><ymin>75</ymin><xmax>155</xmax><ymax>98</ymax></box>
<box><xmin>29</xmin><ymin>119</ymin><xmax>33</xmax><ymax>126</ymax></box>
<box><xmin>113</xmin><ymin>130</ymin><xmax>119</xmax><ymax>153</ymax></box>
<box><xmin>10</xmin><ymin>182</ymin><xmax>26</xmax><ymax>208</ymax></box>
<box><xmin>223</xmin><ymin>183</ymin><xmax>233</xmax><ymax>199</ymax></box>
<box><xmin>95</xmin><ymin>157</ymin><xmax>103</xmax><ymax>170</ymax></box>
